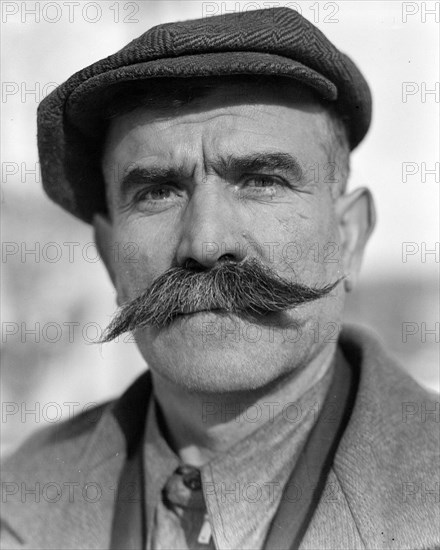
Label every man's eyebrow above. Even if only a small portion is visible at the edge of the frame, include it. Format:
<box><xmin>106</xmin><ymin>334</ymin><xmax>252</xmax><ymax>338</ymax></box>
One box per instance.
<box><xmin>216</xmin><ymin>152</ymin><xmax>304</xmax><ymax>182</ymax></box>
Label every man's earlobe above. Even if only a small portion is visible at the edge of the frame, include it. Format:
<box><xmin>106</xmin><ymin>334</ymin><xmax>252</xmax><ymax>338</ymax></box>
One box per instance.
<box><xmin>335</xmin><ymin>187</ymin><xmax>376</xmax><ymax>290</ymax></box>
<box><xmin>93</xmin><ymin>213</ymin><xmax>117</xmax><ymax>288</ymax></box>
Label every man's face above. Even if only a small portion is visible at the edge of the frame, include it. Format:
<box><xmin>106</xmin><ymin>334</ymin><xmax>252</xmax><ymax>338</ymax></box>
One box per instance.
<box><xmin>100</xmin><ymin>81</ymin><xmax>366</xmax><ymax>393</ymax></box>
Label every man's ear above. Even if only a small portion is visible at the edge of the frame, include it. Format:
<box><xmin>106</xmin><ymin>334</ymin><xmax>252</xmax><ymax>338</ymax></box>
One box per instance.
<box><xmin>93</xmin><ymin>213</ymin><xmax>118</xmax><ymax>288</ymax></box>
<box><xmin>335</xmin><ymin>187</ymin><xmax>376</xmax><ymax>290</ymax></box>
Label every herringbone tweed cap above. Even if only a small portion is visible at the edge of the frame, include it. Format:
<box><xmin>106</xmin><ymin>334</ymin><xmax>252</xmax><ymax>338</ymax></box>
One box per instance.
<box><xmin>37</xmin><ymin>7</ymin><xmax>372</xmax><ymax>223</ymax></box>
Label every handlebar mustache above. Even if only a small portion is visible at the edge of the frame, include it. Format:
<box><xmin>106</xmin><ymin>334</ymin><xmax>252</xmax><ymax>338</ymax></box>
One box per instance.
<box><xmin>100</xmin><ymin>258</ymin><xmax>342</xmax><ymax>342</ymax></box>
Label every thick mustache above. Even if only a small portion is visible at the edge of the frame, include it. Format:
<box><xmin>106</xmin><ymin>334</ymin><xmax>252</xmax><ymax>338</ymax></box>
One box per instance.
<box><xmin>100</xmin><ymin>259</ymin><xmax>341</xmax><ymax>342</ymax></box>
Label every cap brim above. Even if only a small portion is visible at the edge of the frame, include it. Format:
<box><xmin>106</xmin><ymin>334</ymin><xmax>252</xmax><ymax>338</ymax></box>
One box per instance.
<box><xmin>66</xmin><ymin>51</ymin><xmax>337</xmax><ymax>134</ymax></box>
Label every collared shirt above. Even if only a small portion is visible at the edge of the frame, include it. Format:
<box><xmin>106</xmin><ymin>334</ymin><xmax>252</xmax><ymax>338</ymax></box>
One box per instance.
<box><xmin>144</xmin><ymin>359</ymin><xmax>335</xmax><ymax>550</ymax></box>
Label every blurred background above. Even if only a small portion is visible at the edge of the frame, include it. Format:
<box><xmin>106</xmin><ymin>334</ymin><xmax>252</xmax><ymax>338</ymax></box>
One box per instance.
<box><xmin>1</xmin><ymin>1</ymin><xmax>439</xmax><ymax>458</ymax></box>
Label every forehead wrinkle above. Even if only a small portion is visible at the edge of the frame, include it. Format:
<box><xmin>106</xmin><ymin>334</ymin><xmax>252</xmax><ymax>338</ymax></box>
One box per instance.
<box><xmin>156</xmin><ymin>110</ymin><xmax>257</xmax><ymax>127</ymax></box>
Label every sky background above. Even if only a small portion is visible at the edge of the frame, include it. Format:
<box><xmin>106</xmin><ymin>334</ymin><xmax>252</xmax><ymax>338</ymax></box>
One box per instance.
<box><xmin>1</xmin><ymin>1</ymin><xmax>439</xmax><ymax>456</ymax></box>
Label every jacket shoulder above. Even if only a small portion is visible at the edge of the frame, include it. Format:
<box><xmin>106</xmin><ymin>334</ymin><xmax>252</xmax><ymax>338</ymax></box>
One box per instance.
<box><xmin>0</xmin><ymin>371</ymin><xmax>152</xmax><ymax>549</ymax></box>
<box><xmin>336</xmin><ymin>325</ymin><xmax>439</xmax><ymax>549</ymax></box>
<box><xmin>2</xmin><ymin>401</ymin><xmax>112</xmax><ymax>478</ymax></box>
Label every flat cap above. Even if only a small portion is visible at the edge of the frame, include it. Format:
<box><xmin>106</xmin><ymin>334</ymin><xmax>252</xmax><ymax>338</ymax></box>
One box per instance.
<box><xmin>37</xmin><ymin>7</ymin><xmax>372</xmax><ymax>223</ymax></box>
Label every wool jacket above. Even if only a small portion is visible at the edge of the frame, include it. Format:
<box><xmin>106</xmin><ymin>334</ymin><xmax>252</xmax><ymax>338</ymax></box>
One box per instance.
<box><xmin>1</xmin><ymin>325</ymin><xmax>439</xmax><ymax>550</ymax></box>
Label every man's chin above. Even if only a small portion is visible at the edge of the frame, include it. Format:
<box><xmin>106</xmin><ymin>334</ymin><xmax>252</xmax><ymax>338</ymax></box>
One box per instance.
<box><xmin>145</xmin><ymin>345</ymin><xmax>290</xmax><ymax>395</ymax></box>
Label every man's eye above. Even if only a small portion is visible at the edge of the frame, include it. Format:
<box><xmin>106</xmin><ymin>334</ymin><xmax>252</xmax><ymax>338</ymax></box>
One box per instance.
<box><xmin>123</xmin><ymin>185</ymin><xmax>185</xmax><ymax>213</ymax></box>
<box><xmin>239</xmin><ymin>175</ymin><xmax>290</xmax><ymax>200</ymax></box>
<box><xmin>244</xmin><ymin>175</ymin><xmax>278</xmax><ymax>188</ymax></box>
<box><xmin>134</xmin><ymin>185</ymin><xmax>183</xmax><ymax>203</ymax></box>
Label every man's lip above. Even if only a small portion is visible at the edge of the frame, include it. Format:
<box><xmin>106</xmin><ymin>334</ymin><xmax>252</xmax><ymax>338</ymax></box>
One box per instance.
<box><xmin>177</xmin><ymin>308</ymin><xmax>224</xmax><ymax>316</ymax></box>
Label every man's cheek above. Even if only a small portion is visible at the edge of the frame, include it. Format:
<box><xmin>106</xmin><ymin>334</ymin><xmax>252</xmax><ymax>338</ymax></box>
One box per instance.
<box><xmin>114</xmin><ymin>254</ymin><xmax>152</xmax><ymax>301</ymax></box>
<box><xmin>281</xmin><ymin>233</ymin><xmax>341</xmax><ymax>282</ymax></box>
<box><xmin>112</xmin><ymin>227</ymin><xmax>162</xmax><ymax>292</ymax></box>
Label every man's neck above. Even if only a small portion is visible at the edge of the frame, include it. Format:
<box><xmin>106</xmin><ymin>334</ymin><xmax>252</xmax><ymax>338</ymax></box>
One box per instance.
<box><xmin>150</xmin><ymin>344</ymin><xmax>337</xmax><ymax>467</ymax></box>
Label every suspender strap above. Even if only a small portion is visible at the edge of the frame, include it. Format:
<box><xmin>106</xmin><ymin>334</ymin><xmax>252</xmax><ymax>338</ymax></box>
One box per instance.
<box><xmin>109</xmin><ymin>446</ymin><xmax>146</xmax><ymax>550</ymax></box>
<box><xmin>109</xmin><ymin>372</ymin><xmax>151</xmax><ymax>550</ymax></box>
<box><xmin>263</xmin><ymin>348</ymin><xmax>356</xmax><ymax>550</ymax></box>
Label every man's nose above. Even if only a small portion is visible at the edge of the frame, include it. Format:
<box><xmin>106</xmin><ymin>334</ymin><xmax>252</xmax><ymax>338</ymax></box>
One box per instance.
<box><xmin>175</xmin><ymin>184</ymin><xmax>246</xmax><ymax>269</ymax></box>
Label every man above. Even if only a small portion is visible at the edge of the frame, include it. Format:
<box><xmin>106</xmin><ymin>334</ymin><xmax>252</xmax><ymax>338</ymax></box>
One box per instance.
<box><xmin>1</xmin><ymin>7</ymin><xmax>438</xmax><ymax>550</ymax></box>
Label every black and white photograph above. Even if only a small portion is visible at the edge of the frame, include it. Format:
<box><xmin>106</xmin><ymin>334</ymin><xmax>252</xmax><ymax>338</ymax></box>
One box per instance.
<box><xmin>1</xmin><ymin>1</ymin><xmax>439</xmax><ymax>549</ymax></box>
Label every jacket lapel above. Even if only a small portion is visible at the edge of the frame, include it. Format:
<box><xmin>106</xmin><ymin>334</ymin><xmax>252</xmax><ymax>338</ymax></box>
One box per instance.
<box><xmin>302</xmin><ymin>326</ymin><xmax>439</xmax><ymax>550</ymax></box>
<box><xmin>1</xmin><ymin>372</ymin><xmax>152</xmax><ymax>549</ymax></box>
